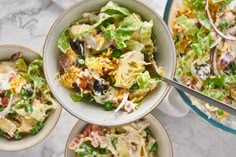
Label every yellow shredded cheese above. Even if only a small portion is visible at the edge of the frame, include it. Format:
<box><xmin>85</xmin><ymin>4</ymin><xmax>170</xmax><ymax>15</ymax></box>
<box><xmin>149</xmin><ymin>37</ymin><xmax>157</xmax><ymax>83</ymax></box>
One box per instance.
<box><xmin>59</xmin><ymin>66</ymin><xmax>81</xmax><ymax>89</ymax></box>
<box><xmin>10</xmin><ymin>75</ymin><xmax>27</xmax><ymax>94</ymax></box>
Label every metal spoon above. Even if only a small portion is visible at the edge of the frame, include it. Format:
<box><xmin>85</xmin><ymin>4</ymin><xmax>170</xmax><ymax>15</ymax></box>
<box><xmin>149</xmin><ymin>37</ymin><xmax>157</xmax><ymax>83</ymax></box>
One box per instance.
<box><xmin>148</xmin><ymin>59</ymin><xmax>236</xmax><ymax>115</ymax></box>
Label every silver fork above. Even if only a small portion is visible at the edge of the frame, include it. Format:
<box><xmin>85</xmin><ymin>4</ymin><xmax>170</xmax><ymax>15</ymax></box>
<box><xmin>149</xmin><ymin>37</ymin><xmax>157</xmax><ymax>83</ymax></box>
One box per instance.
<box><xmin>148</xmin><ymin>59</ymin><xmax>236</xmax><ymax>115</ymax></box>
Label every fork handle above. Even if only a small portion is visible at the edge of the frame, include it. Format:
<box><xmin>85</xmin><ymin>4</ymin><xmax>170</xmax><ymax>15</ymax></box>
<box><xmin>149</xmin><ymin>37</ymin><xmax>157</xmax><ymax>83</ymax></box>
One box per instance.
<box><xmin>162</xmin><ymin>77</ymin><xmax>236</xmax><ymax>115</ymax></box>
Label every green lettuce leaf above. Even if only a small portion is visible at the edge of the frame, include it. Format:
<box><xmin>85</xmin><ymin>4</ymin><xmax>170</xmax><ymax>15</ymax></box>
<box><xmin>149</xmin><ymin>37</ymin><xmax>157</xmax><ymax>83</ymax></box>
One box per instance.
<box><xmin>58</xmin><ymin>28</ymin><xmax>70</xmax><ymax>53</ymax></box>
<box><xmin>101</xmin><ymin>1</ymin><xmax>131</xmax><ymax>16</ymax></box>
<box><xmin>202</xmin><ymin>88</ymin><xmax>224</xmax><ymax>100</ymax></box>
<box><xmin>126</xmin><ymin>40</ymin><xmax>144</xmax><ymax>51</ymax></box>
<box><xmin>15</xmin><ymin>58</ymin><xmax>28</xmax><ymax>73</ymax></box>
<box><xmin>139</xmin><ymin>20</ymin><xmax>154</xmax><ymax>57</ymax></box>
<box><xmin>204</xmin><ymin>77</ymin><xmax>225</xmax><ymax>88</ymax></box>
<box><xmin>212</xmin><ymin>0</ymin><xmax>232</xmax><ymax>3</ymax></box>
<box><xmin>175</xmin><ymin>14</ymin><xmax>198</xmax><ymax>36</ymax></box>
<box><xmin>113</xmin><ymin>14</ymin><xmax>142</xmax><ymax>48</ymax></box>
<box><xmin>225</xmin><ymin>75</ymin><xmax>236</xmax><ymax>84</ymax></box>
<box><xmin>191</xmin><ymin>27</ymin><xmax>213</xmax><ymax>55</ymax></box>
<box><xmin>137</xmin><ymin>71</ymin><xmax>152</xmax><ymax>89</ymax></box>
<box><xmin>185</xmin><ymin>0</ymin><xmax>205</xmax><ymax>11</ymax></box>
<box><xmin>196</xmin><ymin>12</ymin><xmax>211</xmax><ymax>30</ymax></box>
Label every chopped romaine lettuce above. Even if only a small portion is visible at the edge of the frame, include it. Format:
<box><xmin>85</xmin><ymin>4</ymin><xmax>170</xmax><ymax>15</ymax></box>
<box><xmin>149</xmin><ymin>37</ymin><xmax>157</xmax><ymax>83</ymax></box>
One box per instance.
<box><xmin>140</xmin><ymin>20</ymin><xmax>154</xmax><ymax>57</ymax></box>
<box><xmin>225</xmin><ymin>75</ymin><xmax>236</xmax><ymax>84</ymax></box>
<box><xmin>184</xmin><ymin>0</ymin><xmax>205</xmax><ymax>11</ymax></box>
<box><xmin>113</xmin><ymin>14</ymin><xmax>142</xmax><ymax>48</ymax></box>
<box><xmin>196</xmin><ymin>12</ymin><xmax>211</xmax><ymax>30</ymax></box>
<box><xmin>175</xmin><ymin>14</ymin><xmax>198</xmax><ymax>36</ymax></box>
<box><xmin>202</xmin><ymin>88</ymin><xmax>224</xmax><ymax>100</ymax></box>
<box><xmin>70</xmin><ymin>93</ymin><xmax>82</xmax><ymax>102</ymax></box>
<box><xmin>190</xmin><ymin>28</ymin><xmax>213</xmax><ymax>55</ymax></box>
<box><xmin>204</xmin><ymin>77</ymin><xmax>225</xmax><ymax>88</ymax></box>
<box><xmin>101</xmin><ymin>1</ymin><xmax>131</xmax><ymax>16</ymax></box>
<box><xmin>137</xmin><ymin>71</ymin><xmax>152</xmax><ymax>89</ymax></box>
<box><xmin>212</xmin><ymin>0</ymin><xmax>232</xmax><ymax>3</ymax></box>
<box><xmin>191</xmin><ymin>43</ymin><xmax>202</xmax><ymax>56</ymax></box>
<box><xmin>15</xmin><ymin>58</ymin><xmax>28</xmax><ymax>73</ymax></box>
<box><xmin>126</xmin><ymin>40</ymin><xmax>144</xmax><ymax>52</ymax></box>
<box><xmin>58</xmin><ymin>29</ymin><xmax>70</xmax><ymax>53</ymax></box>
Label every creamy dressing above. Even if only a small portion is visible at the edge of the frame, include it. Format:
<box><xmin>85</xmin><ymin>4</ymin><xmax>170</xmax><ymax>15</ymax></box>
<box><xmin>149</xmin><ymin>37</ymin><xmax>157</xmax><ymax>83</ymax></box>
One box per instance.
<box><xmin>0</xmin><ymin>61</ymin><xmax>17</xmax><ymax>91</ymax></box>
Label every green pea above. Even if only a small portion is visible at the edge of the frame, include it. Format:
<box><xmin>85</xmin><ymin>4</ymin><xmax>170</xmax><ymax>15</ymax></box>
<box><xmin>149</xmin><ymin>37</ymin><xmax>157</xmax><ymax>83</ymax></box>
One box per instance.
<box><xmin>5</xmin><ymin>91</ymin><xmax>12</xmax><ymax>98</ymax></box>
<box><xmin>0</xmin><ymin>129</ymin><xmax>4</xmax><ymax>136</ymax></box>
<box><xmin>24</xmin><ymin>105</ymin><xmax>33</xmax><ymax>113</ymax></box>
<box><xmin>77</xmin><ymin>56</ymin><xmax>85</xmax><ymax>65</ymax></box>
<box><xmin>131</xmin><ymin>83</ymin><xmax>139</xmax><ymax>90</ymax></box>
<box><xmin>0</xmin><ymin>108</ymin><xmax>3</xmax><ymax>112</ymax></box>
<box><xmin>150</xmin><ymin>143</ymin><xmax>158</xmax><ymax>152</ymax></box>
<box><xmin>104</xmin><ymin>30</ymin><xmax>112</xmax><ymax>40</ymax></box>
<box><xmin>30</xmin><ymin>127</ymin><xmax>39</xmax><ymax>135</ymax></box>
<box><xmin>14</xmin><ymin>133</ymin><xmax>22</xmax><ymax>140</ymax></box>
<box><xmin>110</xmin><ymin>81</ymin><xmax>116</xmax><ymax>87</ymax></box>
<box><xmin>70</xmin><ymin>93</ymin><xmax>82</xmax><ymax>102</ymax></box>
<box><xmin>111</xmin><ymin>49</ymin><xmax>122</xmax><ymax>58</ymax></box>
<box><xmin>21</xmin><ymin>88</ymin><xmax>28</xmax><ymax>96</ymax></box>
<box><xmin>104</xmin><ymin>101</ymin><xmax>113</xmax><ymax>111</ymax></box>
<box><xmin>220</xmin><ymin>20</ymin><xmax>229</xmax><ymax>31</ymax></box>
<box><xmin>37</xmin><ymin>121</ymin><xmax>44</xmax><ymax>130</ymax></box>
<box><xmin>217</xmin><ymin>109</ymin><xmax>224</xmax><ymax>116</ymax></box>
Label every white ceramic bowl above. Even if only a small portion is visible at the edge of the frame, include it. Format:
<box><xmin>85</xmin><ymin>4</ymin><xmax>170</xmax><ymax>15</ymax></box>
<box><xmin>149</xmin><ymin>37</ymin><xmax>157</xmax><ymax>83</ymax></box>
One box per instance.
<box><xmin>0</xmin><ymin>45</ymin><xmax>62</xmax><ymax>151</ymax></box>
<box><xmin>65</xmin><ymin>114</ymin><xmax>173</xmax><ymax>157</ymax></box>
<box><xmin>43</xmin><ymin>0</ymin><xmax>176</xmax><ymax>126</ymax></box>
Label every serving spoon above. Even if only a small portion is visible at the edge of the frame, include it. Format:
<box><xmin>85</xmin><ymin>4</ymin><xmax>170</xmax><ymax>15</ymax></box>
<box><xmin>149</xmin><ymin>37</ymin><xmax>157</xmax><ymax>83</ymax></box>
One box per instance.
<box><xmin>148</xmin><ymin>59</ymin><xmax>236</xmax><ymax>115</ymax></box>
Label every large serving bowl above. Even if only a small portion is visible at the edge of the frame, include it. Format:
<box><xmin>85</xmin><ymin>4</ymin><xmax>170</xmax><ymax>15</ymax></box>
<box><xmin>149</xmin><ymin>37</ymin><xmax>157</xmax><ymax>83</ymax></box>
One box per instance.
<box><xmin>0</xmin><ymin>45</ymin><xmax>62</xmax><ymax>151</ymax></box>
<box><xmin>164</xmin><ymin>0</ymin><xmax>236</xmax><ymax>134</ymax></box>
<box><xmin>65</xmin><ymin>114</ymin><xmax>173</xmax><ymax>157</ymax></box>
<box><xmin>43</xmin><ymin>0</ymin><xmax>176</xmax><ymax>126</ymax></box>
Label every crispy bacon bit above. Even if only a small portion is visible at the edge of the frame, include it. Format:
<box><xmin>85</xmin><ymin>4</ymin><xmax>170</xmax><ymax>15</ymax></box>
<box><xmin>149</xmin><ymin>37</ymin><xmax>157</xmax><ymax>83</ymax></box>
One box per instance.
<box><xmin>69</xmin><ymin>136</ymin><xmax>82</xmax><ymax>150</ymax></box>
<box><xmin>11</xmin><ymin>52</ymin><xmax>22</xmax><ymax>61</ymax></box>
<box><xmin>58</xmin><ymin>54</ymin><xmax>76</xmax><ymax>75</ymax></box>
<box><xmin>1</xmin><ymin>97</ymin><xmax>9</xmax><ymax>105</ymax></box>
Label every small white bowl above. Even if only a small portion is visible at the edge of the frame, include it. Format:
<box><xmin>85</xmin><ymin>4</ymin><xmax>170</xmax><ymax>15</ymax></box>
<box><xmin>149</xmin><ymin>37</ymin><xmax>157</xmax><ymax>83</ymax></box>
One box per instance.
<box><xmin>0</xmin><ymin>45</ymin><xmax>62</xmax><ymax>151</ymax></box>
<box><xmin>65</xmin><ymin>114</ymin><xmax>173</xmax><ymax>157</ymax></box>
<box><xmin>43</xmin><ymin>0</ymin><xmax>176</xmax><ymax>126</ymax></box>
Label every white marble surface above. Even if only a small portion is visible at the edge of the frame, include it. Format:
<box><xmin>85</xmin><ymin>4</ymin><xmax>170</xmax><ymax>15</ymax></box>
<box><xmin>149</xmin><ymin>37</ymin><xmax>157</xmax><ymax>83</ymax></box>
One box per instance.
<box><xmin>0</xmin><ymin>0</ymin><xmax>236</xmax><ymax>157</ymax></box>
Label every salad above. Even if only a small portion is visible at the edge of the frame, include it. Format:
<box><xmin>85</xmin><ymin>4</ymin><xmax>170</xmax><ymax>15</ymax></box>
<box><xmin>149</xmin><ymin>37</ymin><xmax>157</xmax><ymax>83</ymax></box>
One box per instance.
<box><xmin>0</xmin><ymin>53</ymin><xmax>57</xmax><ymax>140</ymax></box>
<box><xmin>172</xmin><ymin>0</ymin><xmax>236</xmax><ymax>120</ymax></box>
<box><xmin>69</xmin><ymin>119</ymin><xmax>158</xmax><ymax>157</ymax></box>
<box><xmin>57</xmin><ymin>1</ymin><xmax>164</xmax><ymax>113</ymax></box>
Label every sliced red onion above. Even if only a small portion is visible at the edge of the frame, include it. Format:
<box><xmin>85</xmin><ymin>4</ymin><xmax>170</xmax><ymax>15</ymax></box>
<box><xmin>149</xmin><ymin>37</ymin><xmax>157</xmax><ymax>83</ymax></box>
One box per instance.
<box><xmin>219</xmin><ymin>51</ymin><xmax>234</xmax><ymax>66</ymax></box>
<box><xmin>0</xmin><ymin>94</ymin><xmax>13</xmax><ymax>118</ymax></box>
<box><xmin>210</xmin><ymin>46</ymin><xmax>219</xmax><ymax>75</ymax></box>
<box><xmin>205</xmin><ymin>0</ymin><xmax>236</xmax><ymax>41</ymax></box>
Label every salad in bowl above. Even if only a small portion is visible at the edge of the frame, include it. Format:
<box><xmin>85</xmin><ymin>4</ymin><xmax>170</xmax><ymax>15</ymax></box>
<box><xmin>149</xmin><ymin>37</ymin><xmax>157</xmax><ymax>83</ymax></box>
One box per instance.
<box><xmin>57</xmin><ymin>1</ymin><xmax>164</xmax><ymax>113</ymax></box>
<box><xmin>0</xmin><ymin>53</ymin><xmax>57</xmax><ymax>140</ymax></box>
<box><xmin>65</xmin><ymin>115</ymin><xmax>173</xmax><ymax>157</ymax></box>
<box><xmin>0</xmin><ymin>45</ymin><xmax>61</xmax><ymax>151</ymax></box>
<box><xmin>165</xmin><ymin>0</ymin><xmax>236</xmax><ymax>131</ymax></box>
<box><xmin>43</xmin><ymin>0</ymin><xmax>175</xmax><ymax>126</ymax></box>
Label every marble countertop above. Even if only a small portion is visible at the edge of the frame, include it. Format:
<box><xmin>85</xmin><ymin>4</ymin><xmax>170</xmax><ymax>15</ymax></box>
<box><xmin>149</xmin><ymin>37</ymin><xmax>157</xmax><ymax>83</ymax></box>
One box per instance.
<box><xmin>0</xmin><ymin>0</ymin><xmax>236</xmax><ymax>157</ymax></box>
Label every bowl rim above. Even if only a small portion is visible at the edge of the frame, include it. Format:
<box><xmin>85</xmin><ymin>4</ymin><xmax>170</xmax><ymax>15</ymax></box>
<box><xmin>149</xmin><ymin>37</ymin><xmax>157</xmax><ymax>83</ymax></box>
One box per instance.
<box><xmin>43</xmin><ymin>0</ymin><xmax>177</xmax><ymax>126</ymax></box>
<box><xmin>0</xmin><ymin>44</ymin><xmax>62</xmax><ymax>151</ymax></box>
<box><xmin>163</xmin><ymin>0</ymin><xmax>236</xmax><ymax>134</ymax></box>
<box><xmin>64</xmin><ymin>113</ymin><xmax>173</xmax><ymax>157</ymax></box>
<box><xmin>43</xmin><ymin>0</ymin><xmax>176</xmax><ymax>126</ymax></box>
